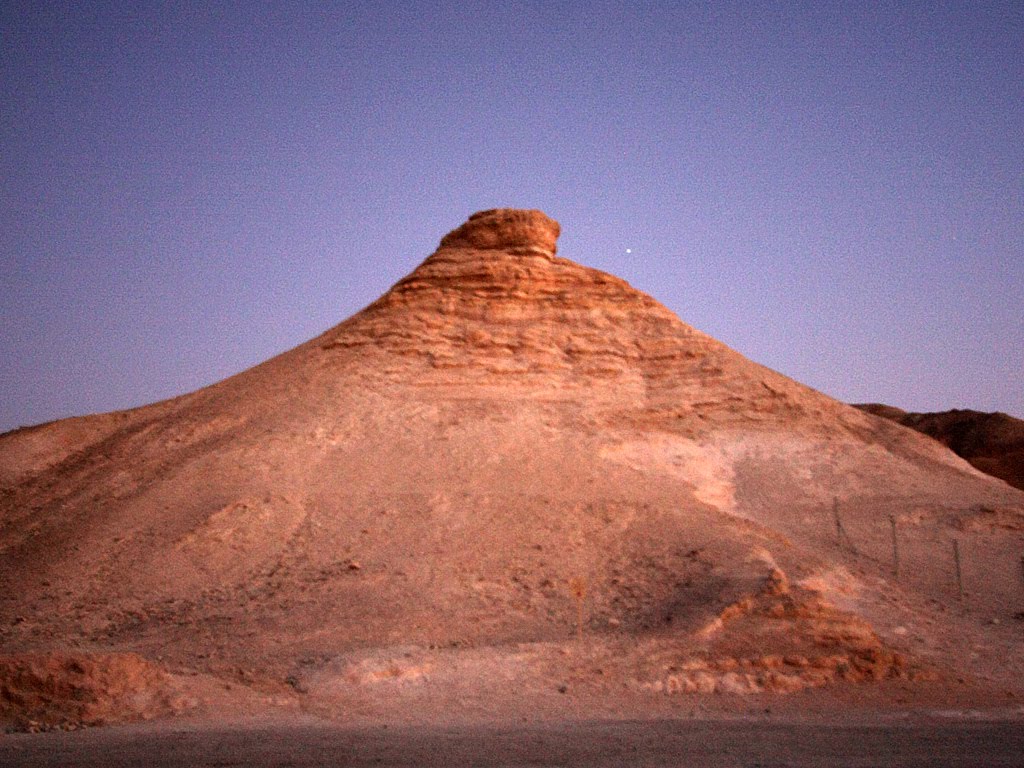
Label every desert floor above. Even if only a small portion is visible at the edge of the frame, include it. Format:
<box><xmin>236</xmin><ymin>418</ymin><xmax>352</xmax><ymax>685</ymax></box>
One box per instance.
<box><xmin>3</xmin><ymin>712</ymin><xmax>1024</xmax><ymax>768</ymax></box>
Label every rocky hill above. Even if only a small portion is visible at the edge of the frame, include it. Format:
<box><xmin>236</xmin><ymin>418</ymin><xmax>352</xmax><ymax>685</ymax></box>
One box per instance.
<box><xmin>2</xmin><ymin>209</ymin><xmax>1023</xmax><ymax>729</ymax></box>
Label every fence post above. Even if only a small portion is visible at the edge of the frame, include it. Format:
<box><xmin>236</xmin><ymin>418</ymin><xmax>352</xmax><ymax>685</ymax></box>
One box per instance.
<box><xmin>569</xmin><ymin>577</ymin><xmax>586</xmax><ymax>643</ymax></box>
<box><xmin>953</xmin><ymin>540</ymin><xmax>964</xmax><ymax>602</ymax></box>
<box><xmin>833</xmin><ymin>497</ymin><xmax>841</xmax><ymax>544</ymax></box>
<box><xmin>832</xmin><ymin>497</ymin><xmax>855</xmax><ymax>554</ymax></box>
<box><xmin>889</xmin><ymin>515</ymin><xmax>899</xmax><ymax>578</ymax></box>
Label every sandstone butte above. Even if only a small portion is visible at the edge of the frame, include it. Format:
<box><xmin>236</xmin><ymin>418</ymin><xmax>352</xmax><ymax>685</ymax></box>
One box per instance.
<box><xmin>1</xmin><ymin>208</ymin><xmax>1023</xmax><ymax>730</ymax></box>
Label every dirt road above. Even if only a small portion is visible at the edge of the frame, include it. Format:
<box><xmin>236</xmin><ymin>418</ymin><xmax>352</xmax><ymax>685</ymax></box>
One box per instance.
<box><xmin>3</xmin><ymin>716</ymin><xmax>1023</xmax><ymax>767</ymax></box>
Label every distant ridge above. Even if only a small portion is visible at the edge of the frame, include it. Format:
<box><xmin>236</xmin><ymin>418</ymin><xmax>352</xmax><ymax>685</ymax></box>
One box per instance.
<box><xmin>854</xmin><ymin>404</ymin><xmax>1024</xmax><ymax>491</ymax></box>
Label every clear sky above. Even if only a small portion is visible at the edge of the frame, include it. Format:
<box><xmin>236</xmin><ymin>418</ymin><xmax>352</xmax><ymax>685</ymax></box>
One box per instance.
<box><xmin>2</xmin><ymin>1</ymin><xmax>1022</xmax><ymax>432</ymax></box>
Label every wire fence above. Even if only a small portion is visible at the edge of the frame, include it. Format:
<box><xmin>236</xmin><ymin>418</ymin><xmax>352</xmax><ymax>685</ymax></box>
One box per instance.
<box><xmin>825</xmin><ymin>496</ymin><xmax>1024</xmax><ymax>618</ymax></box>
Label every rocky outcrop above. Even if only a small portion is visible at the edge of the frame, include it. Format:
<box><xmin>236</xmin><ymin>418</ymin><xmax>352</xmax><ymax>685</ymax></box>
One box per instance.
<box><xmin>438</xmin><ymin>208</ymin><xmax>560</xmax><ymax>256</ymax></box>
<box><xmin>317</xmin><ymin>209</ymin><xmax>860</xmax><ymax>434</ymax></box>
<box><xmin>323</xmin><ymin>208</ymin><xmax>689</xmax><ymax>375</ymax></box>
<box><xmin>0</xmin><ymin>652</ymin><xmax>186</xmax><ymax>730</ymax></box>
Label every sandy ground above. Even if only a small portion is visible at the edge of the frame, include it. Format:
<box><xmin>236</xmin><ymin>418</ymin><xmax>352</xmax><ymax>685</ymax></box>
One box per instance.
<box><xmin>3</xmin><ymin>712</ymin><xmax>1024</xmax><ymax>767</ymax></box>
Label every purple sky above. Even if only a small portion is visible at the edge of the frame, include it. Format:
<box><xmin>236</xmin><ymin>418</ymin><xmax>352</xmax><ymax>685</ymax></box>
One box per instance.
<box><xmin>2</xmin><ymin>1</ymin><xmax>1022</xmax><ymax>432</ymax></box>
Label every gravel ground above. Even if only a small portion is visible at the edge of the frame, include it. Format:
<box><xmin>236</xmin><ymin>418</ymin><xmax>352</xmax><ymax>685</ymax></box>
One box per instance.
<box><xmin>3</xmin><ymin>716</ymin><xmax>1024</xmax><ymax>767</ymax></box>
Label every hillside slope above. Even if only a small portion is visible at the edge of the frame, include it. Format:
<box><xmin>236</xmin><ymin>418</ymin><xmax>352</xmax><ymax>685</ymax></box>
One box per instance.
<box><xmin>854</xmin><ymin>404</ymin><xmax>1024</xmax><ymax>491</ymax></box>
<box><xmin>2</xmin><ymin>209</ymin><xmax>1022</xmax><ymax>728</ymax></box>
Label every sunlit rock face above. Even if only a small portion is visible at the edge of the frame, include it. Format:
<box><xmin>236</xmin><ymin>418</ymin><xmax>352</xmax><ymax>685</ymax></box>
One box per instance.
<box><xmin>321</xmin><ymin>208</ymin><xmax>803</xmax><ymax>421</ymax></box>
<box><xmin>438</xmin><ymin>208</ymin><xmax>560</xmax><ymax>257</ymax></box>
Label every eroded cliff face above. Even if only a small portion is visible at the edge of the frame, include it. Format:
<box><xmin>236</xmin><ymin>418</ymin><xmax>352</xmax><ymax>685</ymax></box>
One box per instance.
<box><xmin>324</xmin><ymin>208</ymin><xmax>706</xmax><ymax>380</ymax></box>
<box><xmin>314</xmin><ymin>209</ymin><xmax>870</xmax><ymax>439</ymax></box>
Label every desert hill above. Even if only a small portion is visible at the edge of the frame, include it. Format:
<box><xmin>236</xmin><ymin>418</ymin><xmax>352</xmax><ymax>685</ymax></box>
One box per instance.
<box><xmin>2</xmin><ymin>209</ymin><xmax>1023</xmax><ymax>730</ymax></box>
<box><xmin>854</xmin><ymin>404</ymin><xmax>1024</xmax><ymax>492</ymax></box>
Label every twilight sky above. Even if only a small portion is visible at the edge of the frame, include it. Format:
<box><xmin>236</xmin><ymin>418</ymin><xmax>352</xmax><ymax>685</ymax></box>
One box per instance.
<box><xmin>2</xmin><ymin>1</ymin><xmax>1022</xmax><ymax>432</ymax></box>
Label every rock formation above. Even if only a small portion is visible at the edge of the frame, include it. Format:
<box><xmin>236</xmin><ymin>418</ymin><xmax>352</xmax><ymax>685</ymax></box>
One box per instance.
<box><xmin>2</xmin><ymin>209</ymin><xmax>1022</xmax><ymax>727</ymax></box>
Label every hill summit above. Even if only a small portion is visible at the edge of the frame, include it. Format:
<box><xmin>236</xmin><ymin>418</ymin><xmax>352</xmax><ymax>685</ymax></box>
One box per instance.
<box><xmin>2</xmin><ymin>209</ymin><xmax>1023</xmax><ymax>728</ymax></box>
